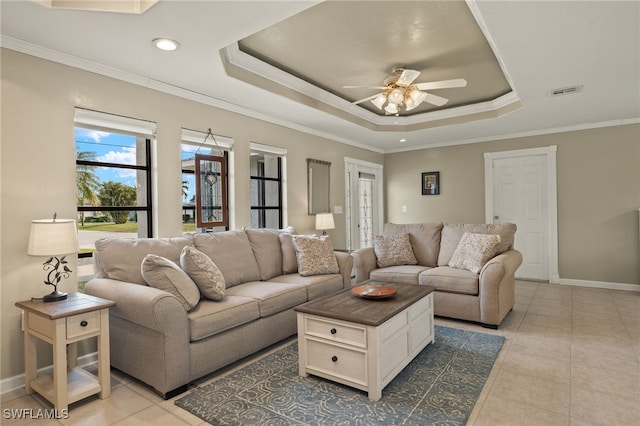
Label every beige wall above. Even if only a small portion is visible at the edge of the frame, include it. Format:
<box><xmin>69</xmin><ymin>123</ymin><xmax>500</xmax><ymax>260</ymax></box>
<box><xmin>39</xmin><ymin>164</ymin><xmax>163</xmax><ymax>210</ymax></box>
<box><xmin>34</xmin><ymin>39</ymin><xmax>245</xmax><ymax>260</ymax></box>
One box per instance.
<box><xmin>0</xmin><ymin>49</ymin><xmax>383</xmax><ymax>381</ymax></box>
<box><xmin>2</xmin><ymin>47</ymin><xmax>638</xmax><ymax>385</ymax></box>
<box><xmin>384</xmin><ymin>124</ymin><xmax>640</xmax><ymax>285</ymax></box>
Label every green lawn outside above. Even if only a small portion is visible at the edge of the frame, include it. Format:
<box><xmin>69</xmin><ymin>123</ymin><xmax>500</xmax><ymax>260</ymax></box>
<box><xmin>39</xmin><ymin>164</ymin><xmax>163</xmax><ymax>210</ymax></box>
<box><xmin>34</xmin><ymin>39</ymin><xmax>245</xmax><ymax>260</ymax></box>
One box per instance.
<box><xmin>78</xmin><ymin>221</ymin><xmax>196</xmax><ymax>233</ymax></box>
<box><xmin>78</xmin><ymin>222</ymin><xmax>138</xmax><ymax>232</ymax></box>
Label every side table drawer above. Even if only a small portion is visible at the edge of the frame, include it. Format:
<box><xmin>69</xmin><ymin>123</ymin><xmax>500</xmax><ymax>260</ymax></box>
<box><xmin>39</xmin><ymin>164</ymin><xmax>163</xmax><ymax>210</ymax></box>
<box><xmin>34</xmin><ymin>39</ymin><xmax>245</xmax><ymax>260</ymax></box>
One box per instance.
<box><xmin>67</xmin><ymin>311</ymin><xmax>101</xmax><ymax>340</ymax></box>
<box><xmin>305</xmin><ymin>317</ymin><xmax>366</xmax><ymax>348</ymax></box>
<box><xmin>306</xmin><ymin>339</ymin><xmax>367</xmax><ymax>386</ymax></box>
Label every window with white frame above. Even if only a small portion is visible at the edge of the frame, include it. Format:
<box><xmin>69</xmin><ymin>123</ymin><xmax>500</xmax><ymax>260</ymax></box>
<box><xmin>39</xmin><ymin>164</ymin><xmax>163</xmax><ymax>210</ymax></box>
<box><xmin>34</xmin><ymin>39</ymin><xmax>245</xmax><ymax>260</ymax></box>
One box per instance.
<box><xmin>250</xmin><ymin>143</ymin><xmax>287</xmax><ymax>229</ymax></box>
<box><xmin>74</xmin><ymin>108</ymin><xmax>156</xmax><ymax>283</ymax></box>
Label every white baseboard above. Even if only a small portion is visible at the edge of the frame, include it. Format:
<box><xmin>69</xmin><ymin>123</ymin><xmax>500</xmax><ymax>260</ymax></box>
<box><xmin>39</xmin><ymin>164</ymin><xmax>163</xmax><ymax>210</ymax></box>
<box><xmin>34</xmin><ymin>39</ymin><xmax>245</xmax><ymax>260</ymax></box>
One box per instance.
<box><xmin>559</xmin><ymin>278</ymin><xmax>640</xmax><ymax>292</ymax></box>
<box><xmin>1</xmin><ymin>352</ymin><xmax>98</xmax><ymax>396</ymax></box>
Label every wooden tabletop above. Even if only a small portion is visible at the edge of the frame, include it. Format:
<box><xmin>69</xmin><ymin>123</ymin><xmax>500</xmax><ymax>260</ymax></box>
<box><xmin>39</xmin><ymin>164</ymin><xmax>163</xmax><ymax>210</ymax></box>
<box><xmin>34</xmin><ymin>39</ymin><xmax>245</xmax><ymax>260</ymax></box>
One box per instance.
<box><xmin>15</xmin><ymin>292</ymin><xmax>115</xmax><ymax>320</ymax></box>
<box><xmin>294</xmin><ymin>281</ymin><xmax>434</xmax><ymax>326</ymax></box>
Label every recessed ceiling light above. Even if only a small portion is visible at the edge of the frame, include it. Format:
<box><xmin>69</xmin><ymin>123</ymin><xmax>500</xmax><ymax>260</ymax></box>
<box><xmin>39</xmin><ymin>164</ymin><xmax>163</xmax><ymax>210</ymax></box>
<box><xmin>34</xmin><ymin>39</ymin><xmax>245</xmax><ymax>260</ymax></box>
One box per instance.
<box><xmin>399</xmin><ymin>138</ymin><xmax>407</xmax><ymax>143</ymax></box>
<box><xmin>152</xmin><ymin>38</ymin><xmax>180</xmax><ymax>51</ymax></box>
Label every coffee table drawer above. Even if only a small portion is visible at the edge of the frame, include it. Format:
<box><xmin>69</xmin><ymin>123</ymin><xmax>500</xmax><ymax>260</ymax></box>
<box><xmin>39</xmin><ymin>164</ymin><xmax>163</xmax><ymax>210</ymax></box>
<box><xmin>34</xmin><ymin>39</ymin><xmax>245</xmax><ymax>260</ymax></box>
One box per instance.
<box><xmin>409</xmin><ymin>293</ymin><xmax>432</xmax><ymax>320</ymax></box>
<box><xmin>305</xmin><ymin>317</ymin><xmax>366</xmax><ymax>348</ymax></box>
<box><xmin>305</xmin><ymin>339</ymin><xmax>367</xmax><ymax>386</ymax></box>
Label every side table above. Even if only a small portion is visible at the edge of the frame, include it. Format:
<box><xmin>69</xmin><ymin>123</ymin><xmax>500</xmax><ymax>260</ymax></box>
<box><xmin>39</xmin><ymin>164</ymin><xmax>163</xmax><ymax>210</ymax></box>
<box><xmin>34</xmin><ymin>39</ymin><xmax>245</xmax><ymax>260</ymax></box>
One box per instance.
<box><xmin>15</xmin><ymin>292</ymin><xmax>115</xmax><ymax>412</ymax></box>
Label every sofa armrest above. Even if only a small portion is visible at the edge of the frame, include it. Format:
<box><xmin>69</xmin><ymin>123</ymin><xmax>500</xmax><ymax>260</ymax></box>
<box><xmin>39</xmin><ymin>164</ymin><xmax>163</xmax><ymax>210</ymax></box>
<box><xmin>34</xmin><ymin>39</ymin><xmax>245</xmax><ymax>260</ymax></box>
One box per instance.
<box><xmin>352</xmin><ymin>247</ymin><xmax>377</xmax><ymax>284</ymax></box>
<box><xmin>85</xmin><ymin>278</ymin><xmax>189</xmax><ymax>332</ymax></box>
<box><xmin>84</xmin><ymin>278</ymin><xmax>191</xmax><ymax>396</ymax></box>
<box><xmin>478</xmin><ymin>249</ymin><xmax>523</xmax><ymax>325</ymax></box>
<box><xmin>335</xmin><ymin>251</ymin><xmax>354</xmax><ymax>288</ymax></box>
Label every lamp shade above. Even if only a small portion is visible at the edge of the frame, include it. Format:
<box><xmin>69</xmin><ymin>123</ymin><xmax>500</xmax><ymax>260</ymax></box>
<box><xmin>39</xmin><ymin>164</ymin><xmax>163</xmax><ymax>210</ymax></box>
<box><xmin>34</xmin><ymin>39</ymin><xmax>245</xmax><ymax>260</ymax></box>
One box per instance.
<box><xmin>371</xmin><ymin>94</ymin><xmax>387</xmax><ymax>110</ymax></box>
<box><xmin>387</xmin><ymin>88</ymin><xmax>404</xmax><ymax>105</ymax></box>
<box><xmin>315</xmin><ymin>213</ymin><xmax>335</xmax><ymax>231</ymax></box>
<box><xmin>27</xmin><ymin>219</ymin><xmax>78</xmax><ymax>256</ymax></box>
<box><xmin>384</xmin><ymin>103</ymin><xmax>398</xmax><ymax>114</ymax></box>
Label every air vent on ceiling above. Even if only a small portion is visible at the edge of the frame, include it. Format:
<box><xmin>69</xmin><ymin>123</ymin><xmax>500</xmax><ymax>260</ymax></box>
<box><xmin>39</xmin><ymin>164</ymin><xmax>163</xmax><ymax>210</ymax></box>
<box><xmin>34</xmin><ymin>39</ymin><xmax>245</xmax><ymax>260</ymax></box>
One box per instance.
<box><xmin>549</xmin><ymin>85</ymin><xmax>584</xmax><ymax>97</ymax></box>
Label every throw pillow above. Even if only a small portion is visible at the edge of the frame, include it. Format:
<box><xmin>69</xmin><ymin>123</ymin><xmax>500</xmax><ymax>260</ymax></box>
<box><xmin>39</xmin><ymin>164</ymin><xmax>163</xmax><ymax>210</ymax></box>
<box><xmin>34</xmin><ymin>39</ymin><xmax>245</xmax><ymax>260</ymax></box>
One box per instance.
<box><xmin>180</xmin><ymin>246</ymin><xmax>226</xmax><ymax>301</ymax></box>
<box><xmin>141</xmin><ymin>254</ymin><xmax>200</xmax><ymax>311</ymax></box>
<box><xmin>373</xmin><ymin>233</ymin><xmax>418</xmax><ymax>267</ymax></box>
<box><xmin>292</xmin><ymin>235</ymin><xmax>339</xmax><ymax>277</ymax></box>
<box><xmin>279</xmin><ymin>233</ymin><xmax>298</xmax><ymax>274</ymax></box>
<box><xmin>448</xmin><ymin>232</ymin><xmax>502</xmax><ymax>273</ymax></box>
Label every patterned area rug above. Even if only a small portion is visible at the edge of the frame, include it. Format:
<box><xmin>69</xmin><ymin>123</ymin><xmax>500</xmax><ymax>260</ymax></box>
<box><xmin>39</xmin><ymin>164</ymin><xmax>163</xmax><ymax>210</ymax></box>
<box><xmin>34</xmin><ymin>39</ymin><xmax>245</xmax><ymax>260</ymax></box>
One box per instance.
<box><xmin>175</xmin><ymin>326</ymin><xmax>504</xmax><ymax>425</ymax></box>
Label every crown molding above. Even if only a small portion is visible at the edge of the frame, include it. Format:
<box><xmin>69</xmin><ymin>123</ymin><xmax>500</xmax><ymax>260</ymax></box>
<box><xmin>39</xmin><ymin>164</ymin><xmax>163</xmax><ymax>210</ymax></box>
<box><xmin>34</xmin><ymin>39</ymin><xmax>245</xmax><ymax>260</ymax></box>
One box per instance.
<box><xmin>384</xmin><ymin>117</ymin><xmax>640</xmax><ymax>154</ymax></box>
<box><xmin>0</xmin><ymin>35</ymin><xmax>384</xmax><ymax>154</ymax></box>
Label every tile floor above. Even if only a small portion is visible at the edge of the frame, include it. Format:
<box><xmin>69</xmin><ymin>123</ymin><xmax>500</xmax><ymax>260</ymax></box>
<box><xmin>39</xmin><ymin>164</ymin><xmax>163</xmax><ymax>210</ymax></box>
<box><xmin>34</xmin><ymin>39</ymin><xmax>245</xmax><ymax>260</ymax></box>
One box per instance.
<box><xmin>2</xmin><ymin>280</ymin><xmax>639</xmax><ymax>425</ymax></box>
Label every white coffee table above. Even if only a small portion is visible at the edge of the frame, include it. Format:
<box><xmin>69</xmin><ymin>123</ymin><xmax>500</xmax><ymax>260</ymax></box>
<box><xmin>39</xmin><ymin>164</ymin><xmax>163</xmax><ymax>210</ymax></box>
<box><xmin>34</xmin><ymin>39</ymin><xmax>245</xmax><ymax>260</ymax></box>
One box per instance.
<box><xmin>294</xmin><ymin>282</ymin><xmax>434</xmax><ymax>401</ymax></box>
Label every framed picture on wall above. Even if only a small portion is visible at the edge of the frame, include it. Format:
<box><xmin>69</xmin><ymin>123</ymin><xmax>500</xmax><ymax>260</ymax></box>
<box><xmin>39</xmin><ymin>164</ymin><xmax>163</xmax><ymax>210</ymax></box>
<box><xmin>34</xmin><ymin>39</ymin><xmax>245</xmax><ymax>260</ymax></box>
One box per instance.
<box><xmin>422</xmin><ymin>171</ymin><xmax>440</xmax><ymax>195</ymax></box>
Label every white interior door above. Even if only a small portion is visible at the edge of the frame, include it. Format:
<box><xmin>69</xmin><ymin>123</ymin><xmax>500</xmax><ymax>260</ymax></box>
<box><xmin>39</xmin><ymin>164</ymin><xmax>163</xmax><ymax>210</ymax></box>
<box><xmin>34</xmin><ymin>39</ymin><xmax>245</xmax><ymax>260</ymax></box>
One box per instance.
<box><xmin>485</xmin><ymin>147</ymin><xmax>559</xmax><ymax>283</ymax></box>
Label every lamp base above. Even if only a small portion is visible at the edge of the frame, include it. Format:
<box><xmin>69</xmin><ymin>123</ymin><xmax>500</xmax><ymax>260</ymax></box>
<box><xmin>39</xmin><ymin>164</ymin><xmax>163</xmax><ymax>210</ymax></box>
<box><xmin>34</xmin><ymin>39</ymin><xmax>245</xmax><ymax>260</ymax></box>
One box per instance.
<box><xmin>43</xmin><ymin>290</ymin><xmax>68</xmax><ymax>302</ymax></box>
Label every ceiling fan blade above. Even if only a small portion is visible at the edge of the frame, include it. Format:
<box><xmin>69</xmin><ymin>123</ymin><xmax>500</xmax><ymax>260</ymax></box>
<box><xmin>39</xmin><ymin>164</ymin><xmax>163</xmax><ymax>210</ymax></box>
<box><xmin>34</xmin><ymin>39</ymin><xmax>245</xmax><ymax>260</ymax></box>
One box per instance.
<box><xmin>351</xmin><ymin>93</ymin><xmax>382</xmax><ymax>105</ymax></box>
<box><xmin>343</xmin><ymin>85</ymin><xmax>386</xmax><ymax>89</ymax></box>
<box><xmin>424</xmin><ymin>93</ymin><xmax>449</xmax><ymax>106</ymax></box>
<box><xmin>396</xmin><ymin>69</ymin><xmax>421</xmax><ymax>87</ymax></box>
<box><xmin>415</xmin><ymin>78</ymin><xmax>467</xmax><ymax>90</ymax></box>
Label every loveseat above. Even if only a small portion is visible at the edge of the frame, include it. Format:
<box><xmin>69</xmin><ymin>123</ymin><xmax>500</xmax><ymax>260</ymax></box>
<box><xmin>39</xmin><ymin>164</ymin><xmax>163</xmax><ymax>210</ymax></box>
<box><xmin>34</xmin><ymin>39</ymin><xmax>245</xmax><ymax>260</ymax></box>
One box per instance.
<box><xmin>84</xmin><ymin>228</ymin><xmax>353</xmax><ymax>398</ymax></box>
<box><xmin>352</xmin><ymin>223</ymin><xmax>522</xmax><ymax>328</ymax></box>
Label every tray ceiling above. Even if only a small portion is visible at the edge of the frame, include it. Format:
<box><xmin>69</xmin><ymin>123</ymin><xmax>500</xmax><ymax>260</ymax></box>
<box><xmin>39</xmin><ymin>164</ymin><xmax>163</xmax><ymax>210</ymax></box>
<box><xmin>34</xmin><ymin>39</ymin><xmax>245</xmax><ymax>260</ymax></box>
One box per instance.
<box><xmin>1</xmin><ymin>1</ymin><xmax>638</xmax><ymax>152</ymax></box>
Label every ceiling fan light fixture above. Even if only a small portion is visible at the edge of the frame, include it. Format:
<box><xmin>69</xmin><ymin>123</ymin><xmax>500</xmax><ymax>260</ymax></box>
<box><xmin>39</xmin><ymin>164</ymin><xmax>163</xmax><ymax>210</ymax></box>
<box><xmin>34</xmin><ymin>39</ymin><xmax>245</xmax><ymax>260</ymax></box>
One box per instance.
<box><xmin>371</xmin><ymin>94</ymin><xmax>387</xmax><ymax>109</ymax></box>
<box><xmin>387</xmin><ymin>88</ymin><xmax>404</xmax><ymax>105</ymax></box>
<box><xmin>384</xmin><ymin>103</ymin><xmax>398</xmax><ymax>114</ymax></box>
<box><xmin>410</xmin><ymin>89</ymin><xmax>428</xmax><ymax>106</ymax></box>
<box><xmin>404</xmin><ymin>98</ymin><xmax>417</xmax><ymax>111</ymax></box>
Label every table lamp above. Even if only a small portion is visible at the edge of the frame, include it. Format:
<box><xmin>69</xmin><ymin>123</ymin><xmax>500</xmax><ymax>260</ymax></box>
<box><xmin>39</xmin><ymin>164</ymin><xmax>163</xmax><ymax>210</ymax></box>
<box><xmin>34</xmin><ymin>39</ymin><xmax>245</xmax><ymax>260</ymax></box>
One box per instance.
<box><xmin>315</xmin><ymin>212</ymin><xmax>335</xmax><ymax>235</ymax></box>
<box><xmin>27</xmin><ymin>214</ymin><xmax>79</xmax><ymax>302</ymax></box>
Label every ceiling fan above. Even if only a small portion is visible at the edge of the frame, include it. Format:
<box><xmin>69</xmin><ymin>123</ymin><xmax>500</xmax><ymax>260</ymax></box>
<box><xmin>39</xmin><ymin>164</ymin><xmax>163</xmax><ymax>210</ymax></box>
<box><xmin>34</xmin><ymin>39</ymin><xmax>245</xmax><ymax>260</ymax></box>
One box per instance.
<box><xmin>344</xmin><ymin>67</ymin><xmax>467</xmax><ymax>115</ymax></box>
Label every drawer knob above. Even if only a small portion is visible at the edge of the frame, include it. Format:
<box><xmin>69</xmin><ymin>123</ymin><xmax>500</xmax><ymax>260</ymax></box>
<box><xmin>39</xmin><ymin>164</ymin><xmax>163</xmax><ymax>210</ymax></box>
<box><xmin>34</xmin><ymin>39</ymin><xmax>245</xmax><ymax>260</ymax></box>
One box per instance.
<box><xmin>331</xmin><ymin>355</ymin><xmax>338</xmax><ymax>363</ymax></box>
<box><xmin>330</xmin><ymin>328</ymin><xmax>337</xmax><ymax>335</ymax></box>
<box><xmin>80</xmin><ymin>320</ymin><xmax>88</xmax><ymax>327</ymax></box>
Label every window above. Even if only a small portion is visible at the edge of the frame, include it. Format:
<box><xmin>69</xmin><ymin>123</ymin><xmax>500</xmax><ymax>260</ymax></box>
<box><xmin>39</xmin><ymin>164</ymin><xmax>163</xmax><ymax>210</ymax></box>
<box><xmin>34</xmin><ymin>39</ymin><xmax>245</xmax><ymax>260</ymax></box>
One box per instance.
<box><xmin>75</xmin><ymin>108</ymin><xmax>156</xmax><ymax>281</ymax></box>
<box><xmin>181</xmin><ymin>129</ymin><xmax>233</xmax><ymax>233</ymax></box>
<box><xmin>250</xmin><ymin>143</ymin><xmax>287</xmax><ymax>229</ymax></box>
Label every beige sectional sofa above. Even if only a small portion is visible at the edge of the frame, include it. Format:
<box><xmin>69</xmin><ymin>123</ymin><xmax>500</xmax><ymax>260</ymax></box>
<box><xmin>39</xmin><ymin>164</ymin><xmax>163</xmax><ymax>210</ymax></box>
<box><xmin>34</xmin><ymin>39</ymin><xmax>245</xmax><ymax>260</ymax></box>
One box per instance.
<box><xmin>352</xmin><ymin>223</ymin><xmax>522</xmax><ymax>329</ymax></box>
<box><xmin>84</xmin><ymin>229</ymin><xmax>353</xmax><ymax>398</ymax></box>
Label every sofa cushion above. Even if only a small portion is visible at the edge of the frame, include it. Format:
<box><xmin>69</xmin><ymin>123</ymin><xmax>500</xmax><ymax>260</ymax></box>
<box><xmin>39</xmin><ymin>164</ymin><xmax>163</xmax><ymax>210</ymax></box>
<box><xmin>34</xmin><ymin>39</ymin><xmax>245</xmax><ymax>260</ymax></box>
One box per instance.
<box><xmin>225</xmin><ymin>281</ymin><xmax>308</xmax><ymax>317</ymax></box>
<box><xmin>420</xmin><ymin>266</ymin><xmax>479</xmax><ymax>295</ymax></box>
<box><xmin>141</xmin><ymin>254</ymin><xmax>201</xmax><ymax>311</ymax></box>
<box><xmin>374</xmin><ymin>233</ymin><xmax>417</xmax><ymax>267</ymax></box>
<box><xmin>292</xmin><ymin>235</ymin><xmax>339</xmax><ymax>276</ymax></box>
<box><xmin>279</xmin><ymin>233</ymin><xmax>298</xmax><ymax>274</ymax></box>
<box><xmin>193</xmin><ymin>230</ymin><xmax>261</xmax><ymax>287</ymax></box>
<box><xmin>94</xmin><ymin>235</ymin><xmax>194</xmax><ymax>285</ymax></box>
<box><xmin>180</xmin><ymin>246</ymin><xmax>226</xmax><ymax>301</ymax></box>
<box><xmin>268</xmin><ymin>273</ymin><xmax>343</xmax><ymax>300</ymax></box>
<box><xmin>448</xmin><ymin>232</ymin><xmax>502</xmax><ymax>274</ymax></box>
<box><xmin>370</xmin><ymin>265</ymin><xmax>432</xmax><ymax>285</ymax></box>
<box><xmin>245</xmin><ymin>229</ymin><xmax>285</xmax><ymax>280</ymax></box>
<box><xmin>438</xmin><ymin>223</ymin><xmax>516</xmax><ymax>266</ymax></box>
<box><xmin>187</xmin><ymin>296</ymin><xmax>260</xmax><ymax>341</ymax></box>
<box><xmin>383</xmin><ymin>223</ymin><xmax>443</xmax><ymax>267</ymax></box>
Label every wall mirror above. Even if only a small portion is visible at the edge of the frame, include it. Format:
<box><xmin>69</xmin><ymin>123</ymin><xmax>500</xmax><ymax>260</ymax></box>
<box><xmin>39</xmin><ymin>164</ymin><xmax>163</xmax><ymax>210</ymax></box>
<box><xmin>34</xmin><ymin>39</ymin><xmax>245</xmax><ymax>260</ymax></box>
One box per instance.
<box><xmin>195</xmin><ymin>153</ymin><xmax>228</xmax><ymax>228</ymax></box>
<box><xmin>307</xmin><ymin>158</ymin><xmax>331</xmax><ymax>214</ymax></box>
